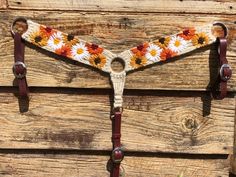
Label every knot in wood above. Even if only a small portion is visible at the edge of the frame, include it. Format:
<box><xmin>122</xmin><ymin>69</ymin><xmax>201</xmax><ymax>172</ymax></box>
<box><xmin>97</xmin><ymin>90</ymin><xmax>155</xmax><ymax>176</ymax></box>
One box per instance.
<box><xmin>184</xmin><ymin>118</ymin><xmax>198</xmax><ymax>130</ymax></box>
<box><xmin>178</xmin><ymin>111</ymin><xmax>199</xmax><ymax>132</ymax></box>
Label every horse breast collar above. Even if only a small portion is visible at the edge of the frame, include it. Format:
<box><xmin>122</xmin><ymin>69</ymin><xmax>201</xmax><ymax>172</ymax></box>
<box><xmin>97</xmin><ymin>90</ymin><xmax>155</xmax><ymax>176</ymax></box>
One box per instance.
<box><xmin>11</xmin><ymin>18</ymin><xmax>232</xmax><ymax>177</ymax></box>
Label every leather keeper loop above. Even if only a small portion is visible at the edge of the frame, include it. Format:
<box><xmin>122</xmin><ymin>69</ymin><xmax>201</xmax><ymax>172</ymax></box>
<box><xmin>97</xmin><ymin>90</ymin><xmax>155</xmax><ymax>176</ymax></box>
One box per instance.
<box><xmin>111</xmin><ymin>110</ymin><xmax>123</xmax><ymax>177</ymax></box>
<box><xmin>13</xmin><ymin>33</ymin><xmax>29</xmax><ymax>98</ymax></box>
<box><xmin>215</xmin><ymin>37</ymin><xmax>232</xmax><ymax>99</ymax></box>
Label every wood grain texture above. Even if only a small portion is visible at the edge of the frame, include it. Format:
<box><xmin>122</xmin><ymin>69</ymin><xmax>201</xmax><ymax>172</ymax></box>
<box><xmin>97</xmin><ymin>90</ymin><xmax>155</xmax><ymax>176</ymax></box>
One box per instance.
<box><xmin>1</xmin><ymin>10</ymin><xmax>236</xmax><ymax>90</ymax></box>
<box><xmin>0</xmin><ymin>0</ymin><xmax>6</xmax><ymax>8</ymax></box>
<box><xmin>0</xmin><ymin>90</ymin><xmax>234</xmax><ymax>154</ymax></box>
<box><xmin>0</xmin><ymin>2</ymin><xmax>234</xmax><ymax>176</ymax></box>
<box><xmin>230</xmin><ymin>95</ymin><xmax>236</xmax><ymax>175</ymax></box>
<box><xmin>0</xmin><ymin>153</ymin><xmax>230</xmax><ymax>177</ymax></box>
<box><xmin>7</xmin><ymin>0</ymin><xmax>236</xmax><ymax>15</ymax></box>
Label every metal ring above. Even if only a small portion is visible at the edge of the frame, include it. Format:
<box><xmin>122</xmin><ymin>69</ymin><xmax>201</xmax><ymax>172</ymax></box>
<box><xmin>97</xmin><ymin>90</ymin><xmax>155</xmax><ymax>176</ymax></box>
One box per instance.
<box><xmin>213</xmin><ymin>22</ymin><xmax>228</xmax><ymax>38</ymax></box>
<box><xmin>111</xmin><ymin>107</ymin><xmax>123</xmax><ymax>120</ymax></box>
<box><xmin>11</xmin><ymin>17</ymin><xmax>28</xmax><ymax>37</ymax></box>
<box><xmin>113</xmin><ymin>107</ymin><xmax>123</xmax><ymax>113</ymax></box>
<box><xmin>110</xmin><ymin>57</ymin><xmax>126</xmax><ymax>74</ymax></box>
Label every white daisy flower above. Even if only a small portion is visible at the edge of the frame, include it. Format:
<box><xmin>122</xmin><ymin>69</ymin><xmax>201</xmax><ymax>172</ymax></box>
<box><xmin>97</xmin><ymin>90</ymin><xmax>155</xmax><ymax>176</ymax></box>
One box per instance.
<box><xmin>168</xmin><ymin>36</ymin><xmax>187</xmax><ymax>53</ymax></box>
<box><xmin>71</xmin><ymin>42</ymin><xmax>90</xmax><ymax>61</ymax></box>
<box><xmin>145</xmin><ymin>43</ymin><xmax>162</xmax><ymax>62</ymax></box>
<box><xmin>47</xmin><ymin>32</ymin><xmax>64</xmax><ymax>50</ymax></box>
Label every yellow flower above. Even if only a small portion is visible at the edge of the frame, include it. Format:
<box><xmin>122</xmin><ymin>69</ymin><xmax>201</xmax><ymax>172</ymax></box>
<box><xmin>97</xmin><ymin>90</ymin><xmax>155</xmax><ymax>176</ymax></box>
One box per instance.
<box><xmin>192</xmin><ymin>32</ymin><xmax>209</xmax><ymax>47</ymax></box>
<box><xmin>154</xmin><ymin>37</ymin><xmax>170</xmax><ymax>49</ymax></box>
<box><xmin>29</xmin><ymin>30</ymin><xmax>47</xmax><ymax>47</ymax></box>
<box><xmin>130</xmin><ymin>55</ymin><xmax>147</xmax><ymax>69</ymax></box>
<box><xmin>63</xmin><ymin>34</ymin><xmax>78</xmax><ymax>47</ymax></box>
<box><xmin>89</xmin><ymin>54</ymin><xmax>106</xmax><ymax>69</ymax></box>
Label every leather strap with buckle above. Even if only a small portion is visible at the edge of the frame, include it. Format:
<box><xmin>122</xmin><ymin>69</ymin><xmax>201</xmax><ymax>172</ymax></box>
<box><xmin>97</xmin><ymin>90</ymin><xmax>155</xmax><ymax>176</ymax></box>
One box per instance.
<box><xmin>217</xmin><ymin>37</ymin><xmax>232</xmax><ymax>99</ymax></box>
<box><xmin>13</xmin><ymin>32</ymin><xmax>29</xmax><ymax>97</ymax></box>
<box><xmin>111</xmin><ymin>108</ymin><xmax>124</xmax><ymax>177</ymax></box>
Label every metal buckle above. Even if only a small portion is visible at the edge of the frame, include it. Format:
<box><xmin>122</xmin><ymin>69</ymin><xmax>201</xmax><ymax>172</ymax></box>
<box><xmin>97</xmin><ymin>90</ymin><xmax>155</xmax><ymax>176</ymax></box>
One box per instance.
<box><xmin>220</xmin><ymin>64</ymin><xmax>232</xmax><ymax>81</ymax></box>
<box><xmin>111</xmin><ymin>147</ymin><xmax>124</xmax><ymax>164</ymax></box>
<box><xmin>13</xmin><ymin>61</ymin><xmax>27</xmax><ymax>79</ymax></box>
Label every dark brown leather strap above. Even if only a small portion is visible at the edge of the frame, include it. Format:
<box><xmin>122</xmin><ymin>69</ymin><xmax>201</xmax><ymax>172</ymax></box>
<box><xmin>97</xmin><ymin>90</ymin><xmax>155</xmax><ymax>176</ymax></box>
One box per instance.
<box><xmin>13</xmin><ymin>33</ymin><xmax>29</xmax><ymax>97</ymax></box>
<box><xmin>111</xmin><ymin>110</ymin><xmax>124</xmax><ymax>177</ymax></box>
<box><xmin>217</xmin><ymin>38</ymin><xmax>232</xmax><ymax>99</ymax></box>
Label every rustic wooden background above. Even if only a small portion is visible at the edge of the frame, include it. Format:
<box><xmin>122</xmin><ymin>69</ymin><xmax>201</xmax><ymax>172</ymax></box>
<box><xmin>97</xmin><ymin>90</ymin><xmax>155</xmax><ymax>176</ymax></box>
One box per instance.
<box><xmin>0</xmin><ymin>0</ymin><xmax>236</xmax><ymax>176</ymax></box>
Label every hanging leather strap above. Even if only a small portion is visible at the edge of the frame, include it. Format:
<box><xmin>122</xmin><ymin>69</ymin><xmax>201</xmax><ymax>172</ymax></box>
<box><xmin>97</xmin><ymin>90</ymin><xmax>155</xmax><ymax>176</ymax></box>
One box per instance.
<box><xmin>217</xmin><ymin>38</ymin><xmax>232</xmax><ymax>99</ymax></box>
<box><xmin>111</xmin><ymin>109</ymin><xmax>124</xmax><ymax>177</ymax></box>
<box><xmin>13</xmin><ymin>33</ymin><xmax>29</xmax><ymax>97</ymax></box>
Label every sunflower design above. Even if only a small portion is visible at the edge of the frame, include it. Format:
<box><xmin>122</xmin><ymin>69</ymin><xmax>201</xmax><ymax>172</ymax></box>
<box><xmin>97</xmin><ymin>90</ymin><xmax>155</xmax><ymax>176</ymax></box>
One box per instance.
<box><xmin>89</xmin><ymin>54</ymin><xmax>106</xmax><ymax>69</ymax></box>
<box><xmin>131</xmin><ymin>42</ymin><xmax>149</xmax><ymax>57</ymax></box>
<box><xmin>130</xmin><ymin>55</ymin><xmax>147</xmax><ymax>69</ymax></box>
<box><xmin>55</xmin><ymin>45</ymin><xmax>72</xmax><ymax>57</ymax></box>
<box><xmin>63</xmin><ymin>34</ymin><xmax>78</xmax><ymax>47</ymax></box>
<box><xmin>71</xmin><ymin>42</ymin><xmax>90</xmax><ymax>61</ymax></box>
<box><xmin>86</xmin><ymin>43</ymin><xmax>104</xmax><ymax>55</ymax></box>
<box><xmin>154</xmin><ymin>37</ymin><xmax>170</xmax><ymax>49</ymax></box>
<box><xmin>40</xmin><ymin>25</ymin><xmax>55</xmax><ymax>38</ymax></box>
<box><xmin>178</xmin><ymin>27</ymin><xmax>196</xmax><ymax>40</ymax></box>
<box><xmin>29</xmin><ymin>30</ymin><xmax>47</xmax><ymax>47</ymax></box>
<box><xmin>168</xmin><ymin>36</ymin><xmax>187</xmax><ymax>53</ymax></box>
<box><xmin>47</xmin><ymin>32</ymin><xmax>64</xmax><ymax>50</ymax></box>
<box><xmin>160</xmin><ymin>48</ymin><xmax>177</xmax><ymax>61</ymax></box>
<box><xmin>192</xmin><ymin>32</ymin><xmax>209</xmax><ymax>47</ymax></box>
<box><xmin>145</xmin><ymin>43</ymin><xmax>162</xmax><ymax>62</ymax></box>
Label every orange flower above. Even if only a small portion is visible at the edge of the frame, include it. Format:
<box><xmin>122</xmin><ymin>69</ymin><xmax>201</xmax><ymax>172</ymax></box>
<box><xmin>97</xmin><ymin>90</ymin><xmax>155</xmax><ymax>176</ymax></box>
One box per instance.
<box><xmin>154</xmin><ymin>37</ymin><xmax>170</xmax><ymax>49</ymax></box>
<box><xmin>178</xmin><ymin>27</ymin><xmax>196</xmax><ymax>40</ymax></box>
<box><xmin>40</xmin><ymin>25</ymin><xmax>55</xmax><ymax>38</ymax></box>
<box><xmin>86</xmin><ymin>43</ymin><xmax>104</xmax><ymax>54</ymax></box>
<box><xmin>89</xmin><ymin>54</ymin><xmax>106</xmax><ymax>69</ymax></box>
<box><xmin>55</xmin><ymin>45</ymin><xmax>72</xmax><ymax>57</ymax></box>
<box><xmin>160</xmin><ymin>49</ymin><xmax>177</xmax><ymax>61</ymax></box>
<box><xmin>130</xmin><ymin>55</ymin><xmax>147</xmax><ymax>69</ymax></box>
<box><xmin>131</xmin><ymin>42</ymin><xmax>149</xmax><ymax>57</ymax></box>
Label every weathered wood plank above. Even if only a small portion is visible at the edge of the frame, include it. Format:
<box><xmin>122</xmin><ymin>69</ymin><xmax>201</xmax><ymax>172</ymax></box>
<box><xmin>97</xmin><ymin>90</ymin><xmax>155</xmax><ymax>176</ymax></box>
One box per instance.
<box><xmin>0</xmin><ymin>90</ymin><xmax>234</xmax><ymax>154</ymax></box>
<box><xmin>0</xmin><ymin>153</ymin><xmax>230</xmax><ymax>177</ymax></box>
<box><xmin>1</xmin><ymin>10</ymin><xmax>236</xmax><ymax>90</ymax></box>
<box><xmin>230</xmin><ymin>95</ymin><xmax>236</xmax><ymax>175</ymax></box>
<box><xmin>0</xmin><ymin>0</ymin><xmax>6</xmax><ymax>8</ymax></box>
<box><xmin>8</xmin><ymin>0</ymin><xmax>236</xmax><ymax>15</ymax></box>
